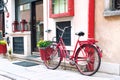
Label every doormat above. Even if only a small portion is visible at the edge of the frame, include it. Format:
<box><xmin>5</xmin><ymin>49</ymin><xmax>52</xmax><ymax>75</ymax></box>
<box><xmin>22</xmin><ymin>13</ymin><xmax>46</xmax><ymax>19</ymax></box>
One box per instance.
<box><xmin>13</xmin><ymin>61</ymin><xmax>39</xmax><ymax>67</ymax></box>
<box><xmin>30</xmin><ymin>55</ymin><xmax>40</xmax><ymax>58</ymax></box>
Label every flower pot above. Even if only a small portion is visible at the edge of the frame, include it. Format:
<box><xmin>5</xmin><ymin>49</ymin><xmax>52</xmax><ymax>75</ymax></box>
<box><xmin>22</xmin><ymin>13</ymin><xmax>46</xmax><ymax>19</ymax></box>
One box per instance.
<box><xmin>39</xmin><ymin>47</ymin><xmax>54</xmax><ymax>60</ymax></box>
<box><xmin>0</xmin><ymin>44</ymin><xmax>7</xmax><ymax>55</ymax></box>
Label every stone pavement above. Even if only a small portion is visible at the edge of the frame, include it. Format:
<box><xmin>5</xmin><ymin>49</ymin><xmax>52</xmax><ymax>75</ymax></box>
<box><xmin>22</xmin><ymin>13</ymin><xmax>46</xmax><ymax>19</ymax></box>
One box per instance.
<box><xmin>0</xmin><ymin>57</ymin><xmax>120</xmax><ymax>80</ymax></box>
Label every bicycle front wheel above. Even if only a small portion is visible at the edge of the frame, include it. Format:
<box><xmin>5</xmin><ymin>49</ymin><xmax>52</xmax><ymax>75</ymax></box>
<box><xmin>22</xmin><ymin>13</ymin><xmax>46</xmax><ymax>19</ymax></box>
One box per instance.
<box><xmin>44</xmin><ymin>43</ymin><xmax>61</xmax><ymax>70</ymax></box>
<box><xmin>75</xmin><ymin>44</ymin><xmax>101</xmax><ymax>76</ymax></box>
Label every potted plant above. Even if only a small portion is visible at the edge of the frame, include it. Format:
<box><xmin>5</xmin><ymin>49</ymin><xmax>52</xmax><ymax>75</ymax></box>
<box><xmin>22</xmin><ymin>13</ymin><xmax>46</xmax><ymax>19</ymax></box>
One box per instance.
<box><xmin>37</xmin><ymin>40</ymin><xmax>53</xmax><ymax>60</ymax></box>
<box><xmin>0</xmin><ymin>40</ymin><xmax>7</xmax><ymax>55</ymax></box>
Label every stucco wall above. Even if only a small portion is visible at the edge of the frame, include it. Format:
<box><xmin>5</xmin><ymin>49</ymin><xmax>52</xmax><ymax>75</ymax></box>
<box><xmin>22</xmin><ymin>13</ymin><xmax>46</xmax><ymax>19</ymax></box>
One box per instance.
<box><xmin>45</xmin><ymin>0</ymin><xmax>89</xmax><ymax>48</ymax></box>
<box><xmin>5</xmin><ymin>0</ymin><xmax>31</xmax><ymax>56</ymax></box>
<box><xmin>95</xmin><ymin>0</ymin><xmax>120</xmax><ymax>63</ymax></box>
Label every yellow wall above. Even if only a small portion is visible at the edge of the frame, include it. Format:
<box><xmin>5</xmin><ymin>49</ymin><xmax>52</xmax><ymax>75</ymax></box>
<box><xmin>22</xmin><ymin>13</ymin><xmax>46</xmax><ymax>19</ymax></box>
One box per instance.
<box><xmin>95</xmin><ymin>0</ymin><xmax>120</xmax><ymax>63</ymax></box>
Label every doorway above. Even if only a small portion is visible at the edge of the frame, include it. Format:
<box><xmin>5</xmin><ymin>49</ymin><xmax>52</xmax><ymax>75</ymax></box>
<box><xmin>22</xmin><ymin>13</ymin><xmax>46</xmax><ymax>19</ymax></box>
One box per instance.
<box><xmin>31</xmin><ymin>0</ymin><xmax>44</xmax><ymax>53</ymax></box>
<box><xmin>0</xmin><ymin>13</ymin><xmax>5</xmax><ymax>38</ymax></box>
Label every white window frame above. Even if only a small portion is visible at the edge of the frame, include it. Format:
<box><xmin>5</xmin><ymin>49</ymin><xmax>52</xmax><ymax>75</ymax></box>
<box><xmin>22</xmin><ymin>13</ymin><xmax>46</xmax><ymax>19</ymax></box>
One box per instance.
<box><xmin>104</xmin><ymin>0</ymin><xmax>120</xmax><ymax>16</ymax></box>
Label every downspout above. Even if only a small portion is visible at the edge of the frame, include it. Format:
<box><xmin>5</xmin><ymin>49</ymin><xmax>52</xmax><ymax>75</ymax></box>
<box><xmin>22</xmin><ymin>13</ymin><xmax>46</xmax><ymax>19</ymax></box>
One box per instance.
<box><xmin>88</xmin><ymin>0</ymin><xmax>95</xmax><ymax>38</ymax></box>
<box><xmin>46</xmin><ymin>0</ymin><xmax>49</xmax><ymax>40</ymax></box>
<box><xmin>47</xmin><ymin>0</ymin><xmax>49</xmax><ymax>40</ymax></box>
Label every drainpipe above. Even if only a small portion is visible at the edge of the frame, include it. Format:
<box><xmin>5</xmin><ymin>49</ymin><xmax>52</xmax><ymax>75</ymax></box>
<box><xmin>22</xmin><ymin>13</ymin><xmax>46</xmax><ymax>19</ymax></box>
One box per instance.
<box><xmin>45</xmin><ymin>0</ymin><xmax>49</xmax><ymax>40</ymax></box>
<box><xmin>88</xmin><ymin>0</ymin><xmax>95</xmax><ymax>38</ymax></box>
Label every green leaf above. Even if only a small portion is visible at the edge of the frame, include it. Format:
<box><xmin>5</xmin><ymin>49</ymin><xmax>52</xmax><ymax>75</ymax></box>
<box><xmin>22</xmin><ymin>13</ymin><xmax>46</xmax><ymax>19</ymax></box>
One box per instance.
<box><xmin>0</xmin><ymin>40</ymin><xmax>7</xmax><ymax>45</ymax></box>
<box><xmin>37</xmin><ymin>40</ymin><xmax>52</xmax><ymax>48</ymax></box>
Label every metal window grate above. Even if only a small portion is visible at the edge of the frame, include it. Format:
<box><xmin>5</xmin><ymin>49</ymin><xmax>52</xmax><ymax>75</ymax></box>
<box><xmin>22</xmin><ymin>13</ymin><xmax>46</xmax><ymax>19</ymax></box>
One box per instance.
<box><xmin>13</xmin><ymin>37</ymin><xmax>24</xmax><ymax>54</ymax></box>
<box><xmin>56</xmin><ymin>21</ymin><xmax>71</xmax><ymax>46</ymax></box>
<box><xmin>113</xmin><ymin>0</ymin><xmax>120</xmax><ymax>10</ymax></box>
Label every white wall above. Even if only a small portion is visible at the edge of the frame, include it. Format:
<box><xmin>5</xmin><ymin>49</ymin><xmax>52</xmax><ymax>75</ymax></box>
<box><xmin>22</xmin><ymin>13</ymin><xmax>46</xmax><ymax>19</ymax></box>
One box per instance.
<box><xmin>44</xmin><ymin>0</ymin><xmax>89</xmax><ymax>50</ymax></box>
<box><xmin>4</xmin><ymin>0</ymin><xmax>15</xmax><ymax>34</ymax></box>
<box><xmin>5</xmin><ymin>0</ymin><xmax>89</xmax><ymax>55</ymax></box>
<box><xmin>5</xmin><ymin>0</ymin><xmax>31</xmax><ymax>56</ymax></box>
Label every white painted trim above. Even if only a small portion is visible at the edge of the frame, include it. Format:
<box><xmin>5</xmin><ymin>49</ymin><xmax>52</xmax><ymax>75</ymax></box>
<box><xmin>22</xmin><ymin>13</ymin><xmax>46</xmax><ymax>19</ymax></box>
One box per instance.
<box><xmin>10</xmin><ymin>32</ymin><xmax>31</xmax><ymax>56</ymax></box>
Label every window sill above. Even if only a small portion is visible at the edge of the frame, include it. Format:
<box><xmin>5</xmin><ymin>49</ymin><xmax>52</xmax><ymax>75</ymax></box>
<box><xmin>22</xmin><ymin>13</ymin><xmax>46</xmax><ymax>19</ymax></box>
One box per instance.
<box><xmin>104</xmin><ymin>10</ymin><xmax>120</xmax><ymax>17</ymax></box>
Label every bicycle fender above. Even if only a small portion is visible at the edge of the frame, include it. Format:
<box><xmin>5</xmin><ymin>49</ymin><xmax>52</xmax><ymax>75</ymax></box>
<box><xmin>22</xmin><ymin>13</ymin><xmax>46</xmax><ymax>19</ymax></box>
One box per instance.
<box><xmin>93</xmin><ymin>44</ymin><xmax>102</xmax><ymax>58</ymax></box>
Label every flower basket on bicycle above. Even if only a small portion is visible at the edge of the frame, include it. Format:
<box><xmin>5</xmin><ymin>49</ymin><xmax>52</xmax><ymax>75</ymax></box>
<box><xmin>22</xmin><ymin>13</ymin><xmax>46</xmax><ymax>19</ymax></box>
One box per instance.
<box><xmin>39</xmin><ymin>47</ymin><xmax>54</xmax><ymax>60</ymax></box>
<box><xmin>37</xmin><ymin>40</ymin><xmax>53</xmax><ymax>60</ymax></box>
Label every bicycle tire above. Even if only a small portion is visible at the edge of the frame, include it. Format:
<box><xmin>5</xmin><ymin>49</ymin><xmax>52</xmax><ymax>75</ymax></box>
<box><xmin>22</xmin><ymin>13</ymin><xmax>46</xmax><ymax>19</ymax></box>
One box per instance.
<box><xmin>75</xmin><ymin>44</ymin><xmax>101</xmax><ymax>76</ymax></box>
<box><xmin>44</xmin><ymin>43</ymin><xmax>61</xmax><ymax>70</ymax></box>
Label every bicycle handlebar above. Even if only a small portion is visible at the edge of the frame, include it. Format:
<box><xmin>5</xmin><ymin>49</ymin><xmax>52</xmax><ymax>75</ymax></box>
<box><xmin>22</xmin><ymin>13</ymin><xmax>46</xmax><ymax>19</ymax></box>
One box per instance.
<box><xmin>56</xmin><ymin>26</ymin><xmax>71</xmax><ymax>32</ymax></box>
<box><xmin>56</xmin><ymin>26</ymin><xmax>71</xmax><ymax>37</ymax></box>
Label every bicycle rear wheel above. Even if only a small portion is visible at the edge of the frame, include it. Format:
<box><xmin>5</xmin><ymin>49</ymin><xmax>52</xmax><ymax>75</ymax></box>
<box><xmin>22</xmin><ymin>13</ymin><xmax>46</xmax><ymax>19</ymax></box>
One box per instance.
<box><xmin>75</xmin><ymin>44</ymin><xmax>101</xmax><ymax>76</ymax></box>
<box><xmin>44</xmin><ymin>43</ymin><xmax>61</xmax><ymax>70</ymax></box>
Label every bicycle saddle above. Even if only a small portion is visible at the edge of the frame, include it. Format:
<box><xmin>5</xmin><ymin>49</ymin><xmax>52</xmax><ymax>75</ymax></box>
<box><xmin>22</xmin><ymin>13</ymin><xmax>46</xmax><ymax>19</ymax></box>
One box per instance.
<box><xmin>75</xmin><ymin>32</ymin><xmax>85</xmax><ymax>36</ymax></box>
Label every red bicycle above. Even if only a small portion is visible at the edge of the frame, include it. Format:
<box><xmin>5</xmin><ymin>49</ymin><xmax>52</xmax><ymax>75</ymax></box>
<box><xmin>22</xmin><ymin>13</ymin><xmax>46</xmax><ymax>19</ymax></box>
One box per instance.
<box><xmin>43</xmin><ymin>26</ymin><xmax>102</xmax><ymax>76</ymax></box>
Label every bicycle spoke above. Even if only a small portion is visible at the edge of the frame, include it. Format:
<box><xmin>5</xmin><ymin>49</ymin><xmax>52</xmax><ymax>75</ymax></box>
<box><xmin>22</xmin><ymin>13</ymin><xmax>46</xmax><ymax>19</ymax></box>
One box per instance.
<box><xmin>44</xmin><ymin>43</ymin><xmax>61</xmax><ymax>70</ymax></box>
<box><xmin>75</xmin><ymin>44</ymin><xmax>101</xmax><ymax>76</ymax></box>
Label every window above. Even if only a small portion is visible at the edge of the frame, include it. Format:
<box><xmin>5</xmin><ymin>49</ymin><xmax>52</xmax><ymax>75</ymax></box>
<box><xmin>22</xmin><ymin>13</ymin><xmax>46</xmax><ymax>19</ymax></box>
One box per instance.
<box><xmin>104</xmin><ymin>0</ymin><xmax>120</xmax><ymax>16</ymax></box>
<box><xmin>13</xmin><ymin>37</ymin><xmax>24</xmax><ymax>54</ymax></box>
<box><xmin>0</xmin><ymin>14</ymin><xmax>3</xmax><ymax>30</ymax></box>
<box><xmin>20</xmin><ymin>3</ymin><xmax>30</xmax><ymax>11</ymax></box>
<box><xmin>56</xmin><ymin>21</ymin><xmax>71</xmax><ymax>46</ymax></box>
<box><xmin>15</xmin><ymin>0</ymin><xmax>31</xmax><ymax>31</ymax></box>
<box><xmin>52</xmin><ymin>0</ymin><xmax>68</xmax><ymax>14</ymax></box>
<box><xmin>114</xmin><ymin>0</ymin><xmax>120</xmax><ymax>10</ymax></box>
<box><xmin>50</xmin><ymin>0</ymin><xmax>74</xmax><ymax>18</ymax></box>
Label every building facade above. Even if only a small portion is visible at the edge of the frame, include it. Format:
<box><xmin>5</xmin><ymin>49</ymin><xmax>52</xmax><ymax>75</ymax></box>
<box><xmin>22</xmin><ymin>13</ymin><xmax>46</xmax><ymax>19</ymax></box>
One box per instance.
<box><xmin>4</xmin><ymin>0</ymin><xmax>120</xmax><ymax>75</ymax></box>
<box><xmin>5</xmin><ymin>0</ymin><xmax>93</xmax><ymax>56</ymax></box>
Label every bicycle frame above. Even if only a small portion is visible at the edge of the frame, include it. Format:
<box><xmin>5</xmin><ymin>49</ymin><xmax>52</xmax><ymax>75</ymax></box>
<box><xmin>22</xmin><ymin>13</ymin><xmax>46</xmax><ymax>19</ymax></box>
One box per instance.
<box><xmin>57</xmin><ymin>37</ymin><xmax>69</xmax><ymax>60</ymax></box>
<box><xmin>56</xmin><ymin>36</ymin><xmax>102</xmax><ymax>61</ymax></box>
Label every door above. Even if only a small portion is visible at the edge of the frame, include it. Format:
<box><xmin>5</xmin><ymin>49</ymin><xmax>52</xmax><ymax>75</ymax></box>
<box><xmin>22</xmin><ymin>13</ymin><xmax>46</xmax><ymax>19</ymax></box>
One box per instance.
<box><xmin>31</xmin><ymin>0</ymin><xmax>44</xmax><ymax>53</ymax></box>
<box><xmin>0</xmin><ymin>13</ymin><xmax>5</xmax><ymax>38</ymax></box>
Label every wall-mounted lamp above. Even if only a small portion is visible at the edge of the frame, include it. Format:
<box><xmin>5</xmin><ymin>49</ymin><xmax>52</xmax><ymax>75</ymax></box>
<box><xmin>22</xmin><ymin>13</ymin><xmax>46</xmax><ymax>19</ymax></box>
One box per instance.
<box><xmin>45</xmin><ymin>29</ymin><xmax>52</xmax><ymax>33</ymax></box>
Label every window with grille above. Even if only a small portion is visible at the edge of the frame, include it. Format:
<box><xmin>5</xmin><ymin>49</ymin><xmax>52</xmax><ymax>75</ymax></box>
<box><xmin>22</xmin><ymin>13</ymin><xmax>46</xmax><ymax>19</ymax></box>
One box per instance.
<box><xmin>114</xmin><ymin>0</ymin><xmax>120</xmax><ymax>10</ymax></box>
<box><xmin>104</xmin><ymin>0</ymin><xmax>120</xmax><ymax>16</ymax></box>
<box><xmin>56</xmin><ymin>21</ymin><xmax>71</xmax><ymax>46</ymax></box>
<box><xmin>13</xmin><ymin>37</ymin><xmax>24</xmax><ymax>54</ymax></box>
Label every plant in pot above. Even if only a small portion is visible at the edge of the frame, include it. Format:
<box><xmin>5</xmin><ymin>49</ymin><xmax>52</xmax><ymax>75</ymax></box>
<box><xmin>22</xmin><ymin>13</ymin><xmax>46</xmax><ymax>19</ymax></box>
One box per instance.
<box><xmin>37</xmin><ymin>40</ymin><xmax>53</xmax><ymax>60</ymax></box>
<box><xmin>0</xmin><ymin>40</ymin><xmax>7</xmax><ymax>56</ymax></box>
